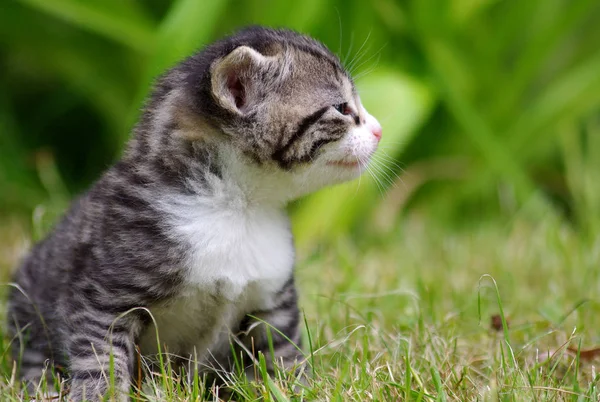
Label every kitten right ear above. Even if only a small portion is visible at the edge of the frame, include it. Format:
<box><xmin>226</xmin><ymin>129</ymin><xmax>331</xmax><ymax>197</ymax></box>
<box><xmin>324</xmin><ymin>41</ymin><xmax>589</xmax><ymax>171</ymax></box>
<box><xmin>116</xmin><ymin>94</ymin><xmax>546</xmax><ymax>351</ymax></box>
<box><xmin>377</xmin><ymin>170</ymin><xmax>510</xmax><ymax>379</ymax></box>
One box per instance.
<box><xmin>211</xmin><ymin>46</ymin><xmax>267</xmax><ymax>115</ymax></box>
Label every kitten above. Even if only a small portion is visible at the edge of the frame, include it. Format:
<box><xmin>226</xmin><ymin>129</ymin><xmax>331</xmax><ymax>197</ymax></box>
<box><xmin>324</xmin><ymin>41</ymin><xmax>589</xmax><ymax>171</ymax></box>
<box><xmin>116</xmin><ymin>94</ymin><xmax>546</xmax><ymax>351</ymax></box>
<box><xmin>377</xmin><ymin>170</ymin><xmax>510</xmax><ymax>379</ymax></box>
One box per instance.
<box><xmin>7</xmin><ymin>26</ymin><xmax>382</xmax><ymax>401</ymax></box>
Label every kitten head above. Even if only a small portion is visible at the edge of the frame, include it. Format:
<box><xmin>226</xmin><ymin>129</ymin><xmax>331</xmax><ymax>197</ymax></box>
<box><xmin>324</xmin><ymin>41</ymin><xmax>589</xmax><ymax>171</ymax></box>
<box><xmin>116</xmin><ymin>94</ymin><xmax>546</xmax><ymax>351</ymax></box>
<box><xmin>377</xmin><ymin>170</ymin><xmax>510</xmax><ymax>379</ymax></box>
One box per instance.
<box><xmin>138</xmin><ymin>26</ymin><xmax>381</xmax><ymax>200</ymax></box>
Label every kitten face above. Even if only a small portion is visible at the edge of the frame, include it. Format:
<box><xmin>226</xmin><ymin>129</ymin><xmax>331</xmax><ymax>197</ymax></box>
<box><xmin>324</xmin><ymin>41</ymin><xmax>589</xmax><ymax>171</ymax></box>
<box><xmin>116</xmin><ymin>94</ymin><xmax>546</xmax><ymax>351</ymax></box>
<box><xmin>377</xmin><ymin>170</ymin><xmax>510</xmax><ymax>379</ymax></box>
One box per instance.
<box><xmin>266</xmin><ymin>52</ymin><xmax>382</xmax><ymax>182</ymax></box>
<box><xmin>211</xmin><ymin>45</ymin><xmax>383</xmax><ymax>191</ymax></box>
<box><xmin>151</xmin><ymin>27</ymin><xmax>381</xmax><ymax>198</ymax></box>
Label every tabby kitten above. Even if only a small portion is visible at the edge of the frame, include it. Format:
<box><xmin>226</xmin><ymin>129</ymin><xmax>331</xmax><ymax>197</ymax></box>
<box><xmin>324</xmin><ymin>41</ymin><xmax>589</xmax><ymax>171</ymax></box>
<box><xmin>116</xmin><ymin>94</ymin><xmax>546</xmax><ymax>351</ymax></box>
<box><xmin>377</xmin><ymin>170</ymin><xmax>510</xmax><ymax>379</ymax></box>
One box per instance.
<box><xmin>7</xmin><ymin>26</ymin><xmax>382</xmax><ymax>401</ymax></box>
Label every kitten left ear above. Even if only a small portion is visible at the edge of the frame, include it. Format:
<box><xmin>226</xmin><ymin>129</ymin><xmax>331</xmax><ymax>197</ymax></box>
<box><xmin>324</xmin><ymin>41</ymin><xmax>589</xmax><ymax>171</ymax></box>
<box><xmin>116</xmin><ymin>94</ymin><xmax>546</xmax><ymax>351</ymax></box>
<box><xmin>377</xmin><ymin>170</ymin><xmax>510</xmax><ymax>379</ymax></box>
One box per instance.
<box><xmin>211</xmin><ymin>46</ymin><xmax>267</xmax><ymax>115</ymax></box>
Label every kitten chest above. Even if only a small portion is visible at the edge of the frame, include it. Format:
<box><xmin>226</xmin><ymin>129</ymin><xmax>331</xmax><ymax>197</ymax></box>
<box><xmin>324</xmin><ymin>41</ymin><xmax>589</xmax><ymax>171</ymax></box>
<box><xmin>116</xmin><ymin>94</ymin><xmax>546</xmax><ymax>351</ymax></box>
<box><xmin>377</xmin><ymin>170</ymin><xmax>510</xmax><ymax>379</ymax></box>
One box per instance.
<box><xmin>139</xmin><ymin>199</ymin><xmax>295</xmax><ymax>358</ymax></box>
<box><xmin>178</xmin><ymin>203</ymin><xmax>295</xmax><ymax>302</ymax></box>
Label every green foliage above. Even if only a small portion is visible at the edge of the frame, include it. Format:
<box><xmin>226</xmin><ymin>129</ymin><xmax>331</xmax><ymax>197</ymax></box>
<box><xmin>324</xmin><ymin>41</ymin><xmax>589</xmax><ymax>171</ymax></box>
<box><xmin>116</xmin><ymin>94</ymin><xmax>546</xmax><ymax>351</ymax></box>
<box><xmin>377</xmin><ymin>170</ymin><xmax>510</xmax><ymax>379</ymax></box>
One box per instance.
<box><xmin>1</xmin><ymin>0</ymin><xmax>599</xmax><ymax>241</ymax></box>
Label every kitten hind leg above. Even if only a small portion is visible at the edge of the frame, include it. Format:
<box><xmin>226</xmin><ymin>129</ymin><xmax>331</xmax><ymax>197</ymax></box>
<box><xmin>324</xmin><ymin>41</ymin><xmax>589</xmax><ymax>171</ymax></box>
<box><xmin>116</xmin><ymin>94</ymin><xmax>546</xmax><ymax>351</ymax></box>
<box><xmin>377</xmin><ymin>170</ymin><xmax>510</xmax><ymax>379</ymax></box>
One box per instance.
<box><xmin>18</xmin><ymin>348</ymin><xmax>60</xmax><ymax>397</ymax></box>
<box><xmin>65</xmin><ymin>313</ymin><xmax>140</xmax><ymax>402</ymax></box>
<box><xmin>7</xmin><ymin>308</ymin><xmax>60</xmax><ymax>396</ymax></box>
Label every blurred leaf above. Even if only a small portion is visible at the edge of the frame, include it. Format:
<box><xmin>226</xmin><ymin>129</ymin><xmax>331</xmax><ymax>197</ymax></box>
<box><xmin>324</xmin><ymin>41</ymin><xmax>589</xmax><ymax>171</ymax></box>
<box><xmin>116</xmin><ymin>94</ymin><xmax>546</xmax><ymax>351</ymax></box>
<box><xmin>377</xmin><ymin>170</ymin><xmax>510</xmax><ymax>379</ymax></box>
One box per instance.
<box><xmin>0</xmin><ymin>93</ymin><xmax>44</xmax><ymax>211</ymax></box>
<box><xmin>292</xmin><ymin>70</ymin><xmax>435</xmax><ymax>247</ymax></box>
<box><xmin>409</xmin><ymin>0</ymin><xmax>448</xmax><ymax>35</ymax></box>
<box><xmin>561</xmin><ymin>119</ymin><xmax>600</xmax><ymax>235</ymax></box>
<box><xmin>450</xmin><ymin>0</ymin><xmax>498</xmax><ymax>24</ymax></box>
<box><xmin>6</xmin><ymin>43</ymin><xmax>133</xmax><ymax>144</ymax></box>
<box><xmin>249</xmin><ymin>0</ymin><xmax>329</xmax><ymax>32</ymax></box>
<box><xmin>17</xmin><ymin>0</ymin><xmax>156</xmax><ymax>54</ymax></box>
<box><xmin>372</xmin><ymin>0</ymin><xmax>407</xmax><ymax>35</ymax></box>
<box><xmin>508</xmin><ymin>52</ymin><xmax>600</xmax><ymax>153</ymax></box>
<box><xmin>1</xmin><ymin>2</ymin><xmax>140</xmax><ymax>143</ymax></box>
<box><xmin>151</xmin><ymin>0</ymin><xmax>229</xmax><ymax>75</ymax></box>
<box><xmin>424</xmin><ymin>39</ymin><xmax>536</xmax><ymax>198</ymax></box>
<box><xmin>128</xmin><ymin>0</ymin><xmax>230</xmax><ymax>126</ymax></box>
<box><xmin>490</xmin><ymin>0</ymin><xmax>598</xmax><ymax>122</ymax></box>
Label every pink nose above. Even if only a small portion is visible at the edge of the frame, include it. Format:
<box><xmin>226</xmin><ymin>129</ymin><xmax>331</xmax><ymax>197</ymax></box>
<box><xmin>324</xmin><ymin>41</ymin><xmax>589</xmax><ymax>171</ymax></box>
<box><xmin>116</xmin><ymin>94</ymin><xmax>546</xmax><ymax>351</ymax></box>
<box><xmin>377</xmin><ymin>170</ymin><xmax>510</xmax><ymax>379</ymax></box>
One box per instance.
<box><xmin>364</xmin><ymin>111</ymin><xmax>382</xmax><ymax>141</ymax></box>
<box><xmin>372</xmin><ymin>125</ymin><xmax>382</xmax><ymax>141</ymax></box>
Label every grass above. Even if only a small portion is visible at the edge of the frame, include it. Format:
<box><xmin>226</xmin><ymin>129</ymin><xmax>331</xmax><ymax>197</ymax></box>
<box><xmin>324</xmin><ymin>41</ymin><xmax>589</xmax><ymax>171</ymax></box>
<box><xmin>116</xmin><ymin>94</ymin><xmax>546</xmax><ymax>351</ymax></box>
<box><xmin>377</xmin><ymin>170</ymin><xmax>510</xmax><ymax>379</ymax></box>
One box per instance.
<box><xmin>1</xmin><ymin>213</ymin><xmax>599</xmax><ymax>401</ymax></box>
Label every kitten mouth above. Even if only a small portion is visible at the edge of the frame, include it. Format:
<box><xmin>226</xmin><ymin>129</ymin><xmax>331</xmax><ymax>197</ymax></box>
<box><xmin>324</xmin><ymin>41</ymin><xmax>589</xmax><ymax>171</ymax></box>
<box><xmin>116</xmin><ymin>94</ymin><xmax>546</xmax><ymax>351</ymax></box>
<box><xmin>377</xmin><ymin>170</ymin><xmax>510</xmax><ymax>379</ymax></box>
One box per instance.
<box><xmin>327</xmin><ymin>159</ymin><xmax>361</xmax><ymax>168</ymax></box>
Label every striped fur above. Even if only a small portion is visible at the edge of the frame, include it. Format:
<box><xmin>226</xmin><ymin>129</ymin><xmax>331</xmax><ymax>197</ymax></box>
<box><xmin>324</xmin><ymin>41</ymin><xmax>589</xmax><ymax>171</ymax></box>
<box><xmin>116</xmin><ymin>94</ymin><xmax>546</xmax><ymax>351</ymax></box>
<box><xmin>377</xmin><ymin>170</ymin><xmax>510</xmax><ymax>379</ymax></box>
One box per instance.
<box><xmin>6</xmin><ymin>26</ymin><xmax>381</xmax><ymax>400</ymax></box>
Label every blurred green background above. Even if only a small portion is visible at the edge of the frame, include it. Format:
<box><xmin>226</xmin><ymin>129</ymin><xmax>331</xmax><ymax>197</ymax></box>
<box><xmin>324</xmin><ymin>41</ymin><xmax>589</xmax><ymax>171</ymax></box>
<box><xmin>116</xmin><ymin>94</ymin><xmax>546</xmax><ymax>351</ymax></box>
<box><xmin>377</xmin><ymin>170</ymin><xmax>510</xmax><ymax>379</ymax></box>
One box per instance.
<box><xmin>1</xmin><ymin>0</ymin><xmax>599</xmax><ymax>248</ymax></box>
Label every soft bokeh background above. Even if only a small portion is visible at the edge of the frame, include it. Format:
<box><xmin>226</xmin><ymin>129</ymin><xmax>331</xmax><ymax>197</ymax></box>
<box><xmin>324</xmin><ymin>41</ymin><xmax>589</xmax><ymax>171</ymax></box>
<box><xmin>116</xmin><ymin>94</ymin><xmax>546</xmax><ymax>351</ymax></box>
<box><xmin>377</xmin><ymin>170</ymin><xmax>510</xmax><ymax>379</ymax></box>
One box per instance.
<box><xmin>1</xmin><ymin>0</ymin><xmax>599</xmax><ymax>253</ymax></box>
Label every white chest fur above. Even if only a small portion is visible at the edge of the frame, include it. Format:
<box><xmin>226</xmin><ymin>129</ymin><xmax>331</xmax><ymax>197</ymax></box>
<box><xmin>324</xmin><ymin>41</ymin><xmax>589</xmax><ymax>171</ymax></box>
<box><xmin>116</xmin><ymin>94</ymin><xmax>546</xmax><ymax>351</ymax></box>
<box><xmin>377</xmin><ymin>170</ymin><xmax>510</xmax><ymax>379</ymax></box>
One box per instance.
<box><xmin>139</xmin><ymin>189</ymin><xmax>295</xmax><ymax>359</ymax></box>
<box><xmin>170</xmin><ymin>194</ymin><xmax>294</xmax><ymax>301</ymax></box>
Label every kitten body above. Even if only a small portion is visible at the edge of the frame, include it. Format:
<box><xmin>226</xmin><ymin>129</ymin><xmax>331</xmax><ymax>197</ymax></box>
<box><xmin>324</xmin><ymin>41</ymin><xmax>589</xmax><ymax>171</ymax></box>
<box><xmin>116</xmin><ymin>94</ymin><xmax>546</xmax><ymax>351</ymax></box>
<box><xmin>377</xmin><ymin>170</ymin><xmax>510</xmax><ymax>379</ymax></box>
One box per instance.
<box><xmin>7</xmin><ymin>26</ymin><xmax>382</xmax><ymax>401</ymax></box>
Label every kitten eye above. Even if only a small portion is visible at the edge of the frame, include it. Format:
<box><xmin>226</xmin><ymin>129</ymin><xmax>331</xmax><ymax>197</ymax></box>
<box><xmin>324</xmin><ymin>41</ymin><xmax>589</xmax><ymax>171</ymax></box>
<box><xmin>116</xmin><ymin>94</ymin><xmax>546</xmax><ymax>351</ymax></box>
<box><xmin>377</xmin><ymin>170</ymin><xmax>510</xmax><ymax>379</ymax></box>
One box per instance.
<box><xmin>333</xmin><ymin>102</ymin><xmax>351</xmax><ymax>116</ymax></box>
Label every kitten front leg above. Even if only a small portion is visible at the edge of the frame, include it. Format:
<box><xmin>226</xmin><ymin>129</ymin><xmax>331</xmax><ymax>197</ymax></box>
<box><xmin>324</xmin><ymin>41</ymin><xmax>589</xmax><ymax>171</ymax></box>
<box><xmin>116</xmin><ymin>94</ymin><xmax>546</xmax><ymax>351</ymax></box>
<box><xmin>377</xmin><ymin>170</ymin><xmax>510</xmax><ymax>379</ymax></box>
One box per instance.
<box><xmin>66</xmin><ymin>314</ymin><xmax>138</xmax><ymax>402</ymax></box>
<box><xmin>239</xmin><ymin>279</ymin><xmax>306</xmax><ymax>379</ymax></box>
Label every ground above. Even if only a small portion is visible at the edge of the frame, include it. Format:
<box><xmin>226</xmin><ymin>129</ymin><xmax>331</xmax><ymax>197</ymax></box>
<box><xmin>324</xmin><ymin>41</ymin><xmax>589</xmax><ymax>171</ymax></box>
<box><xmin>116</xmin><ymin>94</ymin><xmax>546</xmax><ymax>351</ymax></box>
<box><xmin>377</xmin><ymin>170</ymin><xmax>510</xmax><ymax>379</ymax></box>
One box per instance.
<box><xmin>1</xmin><ymin>214</ymin><xmax>599</xmax><ymax>401</ymax></box>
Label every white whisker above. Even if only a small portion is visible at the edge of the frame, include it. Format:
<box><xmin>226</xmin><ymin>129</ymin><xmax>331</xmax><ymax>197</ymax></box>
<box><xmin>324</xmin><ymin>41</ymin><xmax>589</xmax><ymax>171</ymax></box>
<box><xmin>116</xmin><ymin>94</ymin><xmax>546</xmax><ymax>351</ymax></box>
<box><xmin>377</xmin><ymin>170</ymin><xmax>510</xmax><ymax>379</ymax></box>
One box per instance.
<box><xmin>364</xmin><ymin>161</ymin><xmax>386</xmax><ymax>197</ymax></box>
<box><xmin>346</xmin><ymin>31</ymin><xmax>372</xmax><ymax>74</ymax></box>
<box><xmin>343</xmin><ymin>32</ymin><xmax>355</xmax><ymax>66</ymax></box>
<box><xmin>373</xmin><ymin>151</ymin><xmax>405</xmax><ymax>172</ymax></box>
<box><xmin>335</xmin><ymin>8</ymin><xmax>343</xmax><ymax>59</ymax></box>
<box><xmin>352</xmin><ymin>50</ymin><xmax>384</xmax><ymax>80</ymax></box>
<box><xmin>368</xmin><ymin>158</ymin><xmax>398</xmax><ymax>189</ymax></box>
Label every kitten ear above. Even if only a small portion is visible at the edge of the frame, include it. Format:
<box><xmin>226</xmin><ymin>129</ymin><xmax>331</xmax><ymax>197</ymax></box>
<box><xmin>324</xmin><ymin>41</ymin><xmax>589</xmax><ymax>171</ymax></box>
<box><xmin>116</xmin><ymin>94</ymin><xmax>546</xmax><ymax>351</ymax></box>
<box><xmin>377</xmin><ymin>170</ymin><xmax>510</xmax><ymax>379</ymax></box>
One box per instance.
<box><xmin>211</xmin><ymin>46</ymin><xmax>267</xmax><ymax>115</ymax></box>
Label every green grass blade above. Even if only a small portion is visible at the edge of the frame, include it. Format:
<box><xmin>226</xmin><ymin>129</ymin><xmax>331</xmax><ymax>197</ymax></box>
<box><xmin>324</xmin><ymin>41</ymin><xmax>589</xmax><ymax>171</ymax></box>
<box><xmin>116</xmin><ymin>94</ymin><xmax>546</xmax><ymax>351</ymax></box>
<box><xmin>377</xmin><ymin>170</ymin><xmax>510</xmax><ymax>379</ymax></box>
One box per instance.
<box><xmin>478</xmin><ymin>275</ymin><xmax>510</xmax><ymax>345</ymax></box>
<box><xmin>430</xmin><ymin>366</ymin><xmax>447</xmax><ymax>402</ymax></box>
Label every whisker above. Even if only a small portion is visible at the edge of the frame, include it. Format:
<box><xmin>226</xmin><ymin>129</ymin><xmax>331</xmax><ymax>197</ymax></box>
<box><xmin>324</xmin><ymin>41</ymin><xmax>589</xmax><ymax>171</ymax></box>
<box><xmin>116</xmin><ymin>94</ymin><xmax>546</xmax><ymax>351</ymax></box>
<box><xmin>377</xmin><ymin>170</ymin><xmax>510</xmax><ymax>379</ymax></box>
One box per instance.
<box><xmin>353</xmin><ymin>64</ymin><xmax>379</xmax><ymax>81</ymax></box>
<box><xmin>372</xmin><ymin>155</ymin><xmax>407</xmax><ymax>189</ymax></box>
<box><xmin>364</xmin><ymin>162</ymin><xmax>386</xmax><ymax>197</ymax></box>
<box><xmin>335</xmin><ymin>8</ymin><xmax>343</xmax><ymax>58</ymax></box>
<box><xmin>350</xmin><ymin>43</ymin><xmax>386</xmax><ymax>77</ymax></box>
<box><xmin>348</xmin><ymin>146</ymin><xmax>368</xmax><ymax>199</ymax></box>
<box><xmin>352</xmin><ymin>54</ymin><xmax>382</xmax><ymax>81</ymax></box>
<box><xmin>371</xmin><ymin>152</ymin><xmax>404</xmax><ymax>180</ymax></box>
<box><xmin>343</xmin><ymin>32</ymin><xmax>355</xmax><ymax>66</ymax></box>
<box><xmin>371</xmin><ymin>155</ymin><xmax>404</xmax><ymax>179</ymax></box>
<box><xmin>368</xmin><ymin>158</ymin><xmax>398</xmax><ymax>189</ymax></box>
<box><xmin>346</xmin><ymin>31</ymin><xmax>372</xmax><ymax>74</ymax></box>
<box><xmin>353</xmin><ymin>155</ymin><xmax>366</xmax><ymax>198</ymax></box>
<box><xmin>373</xmin><ymin>152</ymin><xmax>405</xmax><ymax>172</ymax></box>
<box><xmin>377</xmin><ymin>142</ymin><xmax>407</xmax><ymax>148</ymax></box>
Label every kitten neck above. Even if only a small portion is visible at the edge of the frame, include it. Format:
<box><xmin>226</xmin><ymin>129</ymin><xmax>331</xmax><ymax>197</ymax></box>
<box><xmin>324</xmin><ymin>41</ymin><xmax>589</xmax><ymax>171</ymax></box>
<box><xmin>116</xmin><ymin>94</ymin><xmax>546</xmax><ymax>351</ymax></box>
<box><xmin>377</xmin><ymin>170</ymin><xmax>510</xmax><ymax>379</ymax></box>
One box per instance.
<box><xmin>216</xmin><ymin>143</ymin><xmax>300</xmax><ymax>208</ymax></box>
